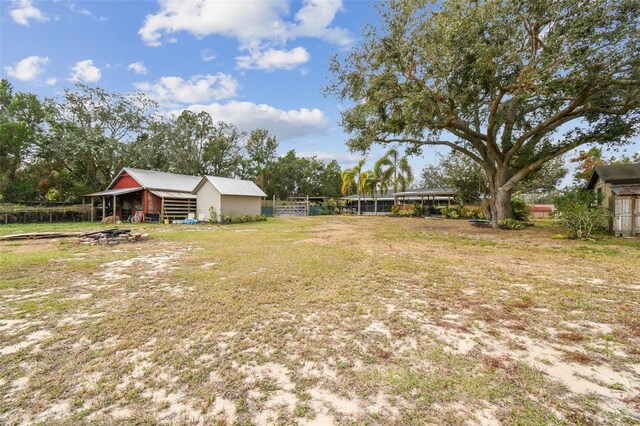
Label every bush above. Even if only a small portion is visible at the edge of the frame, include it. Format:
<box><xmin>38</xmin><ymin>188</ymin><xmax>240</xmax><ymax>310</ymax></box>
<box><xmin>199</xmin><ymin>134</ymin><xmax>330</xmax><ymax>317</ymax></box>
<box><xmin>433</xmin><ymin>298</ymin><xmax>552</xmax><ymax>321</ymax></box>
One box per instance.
<box><xmin>320</xmin><ymin>199</ymin><xmax>339</xmax><ymax>215</ymax></box>
<box><xmin>461</xmin><ymin>207</ymin><xmax>484</xmax><ymax>219</ymax></box>
<box><xmin>511</xmin><ymin>197</ymin><xmax>530</xmax><ymax>222</ymax></box>
<box><xmin>441</xmin><ymin>207</ymin><xmax>460</xmax><ymax>219</ymax></box>
<box><xmin>498</xmin><ymin>218</ymin><xmax>526</xmax><ymax>229</ymax></box>
<box><xmin>391</xmin><ymin>205</ymin><xmax>400</xmax><ymax>215</ymax></box>
<box><xmin>219</xmin><ymin>213</ymin><xmax>267</xmax><ymax>224</ymax></box>
<box><xmin>208</xmin><ymin>206</ymin><xmax>217</xmax><ymax>223</ymax></box>
<box><xmin>553</xmin><ymin>189</ymin><xmax>610</xmax><ymax>239</ymax></box>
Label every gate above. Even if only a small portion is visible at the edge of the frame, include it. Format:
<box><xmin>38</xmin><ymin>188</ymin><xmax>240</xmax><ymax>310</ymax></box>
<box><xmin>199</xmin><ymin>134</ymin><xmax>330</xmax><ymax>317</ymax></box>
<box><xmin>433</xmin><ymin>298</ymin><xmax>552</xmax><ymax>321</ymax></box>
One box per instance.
<box><xmin>274</xmin><ymin>205</ymin><xmax>307</xmax><ymax>216</ymax></box>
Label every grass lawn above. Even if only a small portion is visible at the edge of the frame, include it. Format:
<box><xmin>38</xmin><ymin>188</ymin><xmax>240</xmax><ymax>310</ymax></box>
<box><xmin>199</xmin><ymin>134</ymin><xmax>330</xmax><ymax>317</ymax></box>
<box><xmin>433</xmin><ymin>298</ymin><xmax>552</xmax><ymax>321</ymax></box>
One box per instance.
<box><xmin>1</xmin><ymin>216</ymin><xmax>639</xmax><ymax>425</ymax></box>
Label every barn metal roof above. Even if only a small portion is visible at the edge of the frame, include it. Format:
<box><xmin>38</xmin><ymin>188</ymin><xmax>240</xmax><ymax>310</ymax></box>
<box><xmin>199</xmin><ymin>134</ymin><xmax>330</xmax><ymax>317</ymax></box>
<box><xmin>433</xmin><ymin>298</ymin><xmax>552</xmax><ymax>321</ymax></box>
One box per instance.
<box><xmin>85</xmin><ymin>187</ymin><xmax>143</xmax><ymax>197</ymax></box>
<box><xmin>108</xmin><ymin>168</ymin><xmax>201</xmax><ymax>192</ymax></box>
<box><xmin>194</xmin><ymin>176</ymin><xmax>267</xmax><ymax>197</ymax></box>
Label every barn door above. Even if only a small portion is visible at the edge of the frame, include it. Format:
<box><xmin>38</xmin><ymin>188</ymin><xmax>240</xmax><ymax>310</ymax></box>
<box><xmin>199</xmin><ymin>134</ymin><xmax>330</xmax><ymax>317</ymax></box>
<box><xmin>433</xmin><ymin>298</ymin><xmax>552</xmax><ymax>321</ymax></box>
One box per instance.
<box><xmin>614</xmin><ymin>197</ymin><xmax>632</xmax><ymax>236</ymax></box>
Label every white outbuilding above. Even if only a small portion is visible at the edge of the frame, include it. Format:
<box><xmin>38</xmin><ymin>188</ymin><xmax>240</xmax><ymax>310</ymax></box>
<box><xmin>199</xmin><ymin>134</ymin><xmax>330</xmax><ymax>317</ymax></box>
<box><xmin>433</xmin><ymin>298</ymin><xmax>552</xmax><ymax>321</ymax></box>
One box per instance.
<box><xmin>193</xmin><ymin>176</ymin><xmax>267</xmax><ymax>222</ymax></box>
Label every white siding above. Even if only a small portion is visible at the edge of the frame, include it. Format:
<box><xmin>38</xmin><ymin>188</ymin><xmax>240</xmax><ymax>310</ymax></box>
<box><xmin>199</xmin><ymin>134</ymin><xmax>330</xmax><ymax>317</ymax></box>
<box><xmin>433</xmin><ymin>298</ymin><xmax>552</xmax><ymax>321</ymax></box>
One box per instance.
<box><xmin>196</xmin><ymin>180</ymin><xmax>222</xmax><ymax>222</ymax></box>
<box><xmin>220</xmin><ymin>195</ymin><xmax>262</xmax><ymax>217</ymax></box>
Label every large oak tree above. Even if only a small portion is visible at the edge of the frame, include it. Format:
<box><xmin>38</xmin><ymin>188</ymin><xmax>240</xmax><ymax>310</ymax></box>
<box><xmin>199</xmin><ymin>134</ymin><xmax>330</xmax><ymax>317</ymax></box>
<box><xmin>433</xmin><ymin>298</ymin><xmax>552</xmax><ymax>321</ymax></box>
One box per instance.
<box><xmin>329</xmin><ymin>0</ymin><xmax>640</xmax><ymax>224</ymax></box>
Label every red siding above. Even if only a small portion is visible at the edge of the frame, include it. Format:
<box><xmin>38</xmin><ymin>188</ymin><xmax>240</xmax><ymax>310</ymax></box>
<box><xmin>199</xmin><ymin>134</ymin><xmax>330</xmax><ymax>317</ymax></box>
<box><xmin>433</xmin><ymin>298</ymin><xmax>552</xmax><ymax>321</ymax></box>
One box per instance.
<box><xmin>112</xmin><ymin>172</ymin><xmax>141</xmax><ymax>189</ymax></box>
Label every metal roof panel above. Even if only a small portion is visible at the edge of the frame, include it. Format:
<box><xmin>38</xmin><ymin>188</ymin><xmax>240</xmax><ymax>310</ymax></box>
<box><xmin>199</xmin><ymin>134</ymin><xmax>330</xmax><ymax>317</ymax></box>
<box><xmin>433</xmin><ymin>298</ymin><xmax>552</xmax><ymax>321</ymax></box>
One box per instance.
<box><xmin>200</xmin><ymin>176</ymin><xmax>267</xmax><ymax>197</ymax></box>
<box><xmin>109</xmin><ymin>168</ymin><xmax>201</xmax><ymax>192</ymax></box>
<box><xmin>85</xmin><ymin>187</ymin><xmax>143</xmax><ymax>197</ymax></box>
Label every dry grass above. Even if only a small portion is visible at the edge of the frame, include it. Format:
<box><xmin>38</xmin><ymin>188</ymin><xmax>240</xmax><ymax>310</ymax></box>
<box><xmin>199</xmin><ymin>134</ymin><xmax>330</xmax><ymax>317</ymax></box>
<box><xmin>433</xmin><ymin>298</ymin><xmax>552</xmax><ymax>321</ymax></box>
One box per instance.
<box><xmin>1</xmin><ymin>216</ymin><xmax>639</xmax><ymax>425</ymax></box>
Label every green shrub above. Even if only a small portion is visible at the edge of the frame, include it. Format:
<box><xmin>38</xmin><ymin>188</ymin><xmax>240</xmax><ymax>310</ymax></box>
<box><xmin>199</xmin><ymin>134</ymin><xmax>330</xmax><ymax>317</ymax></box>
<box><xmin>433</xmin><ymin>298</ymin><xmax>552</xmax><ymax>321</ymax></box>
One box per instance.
<box><xmin>391</xmin><ymin>205</ymin><xmax>400</xmax><ymax>215</ymax></box>
<box><xmin>461</xmin><ymin>207</ymin><xmax>484</xmax><ymax>219</ymax></box>
<box><xmin>498</xmin><ymin>218</ymin><xmax>526</xmax><ymax>229</ymax></box>
<box><xmin>553</xmin><ymin>189</ymin><xmax>610</xmax><ymax>239</ymax></box>
<box><xmin>320</xmin><ymin>199</ymin><xmax>339</xmax><ymax>215</ymax></box>
<box><xmin>219</xmin><ymin>213</ymin><xmax>267</xmax><ymax>224</ymax></box>
<box><xmin>208</xmin><ymin>206</ymin><xmax>218</xmax><ymax>223</ymax></box>
<box><xmin>511</xmin><ymin>197</ymin><xmax>530</xmax><ymax>222</ymax></box>
<box><xmin>441</xmin><ymin>207</ymin><xmax>460</xmax><ymax>219</ymax></box>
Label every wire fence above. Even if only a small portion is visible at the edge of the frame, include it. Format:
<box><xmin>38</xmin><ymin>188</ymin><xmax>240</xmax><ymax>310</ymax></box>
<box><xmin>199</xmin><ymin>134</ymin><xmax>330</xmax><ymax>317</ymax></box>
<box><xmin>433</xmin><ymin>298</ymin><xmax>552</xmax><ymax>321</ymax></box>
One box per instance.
<box><xmin>0</xmin><ymin>204</ymin><xmax>91</xmax><ymax>224</ymax></box>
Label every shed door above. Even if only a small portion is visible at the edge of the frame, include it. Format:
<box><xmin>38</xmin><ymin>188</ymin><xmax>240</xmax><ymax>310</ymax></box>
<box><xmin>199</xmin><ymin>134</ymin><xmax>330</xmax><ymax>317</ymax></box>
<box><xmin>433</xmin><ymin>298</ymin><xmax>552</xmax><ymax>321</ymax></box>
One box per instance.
<box><xmin>614</xmin><ymin>197</ymin><xmax>632</xmax><ymax>235</ymax></box>
<box><xmin>635</xmin><ymin>196</ymin><xmax>640</xmax><ymax>236</ymax></box>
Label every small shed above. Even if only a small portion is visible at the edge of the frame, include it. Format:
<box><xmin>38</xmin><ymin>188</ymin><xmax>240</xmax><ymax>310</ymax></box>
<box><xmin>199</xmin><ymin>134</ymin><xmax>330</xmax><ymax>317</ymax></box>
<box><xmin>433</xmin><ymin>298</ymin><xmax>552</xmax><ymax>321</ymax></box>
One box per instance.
<box><xmin>193</xmin><ymin>176</ymin><xmax>267</xmax><ymax>222</ymax></box>
<box><xmin>587</xmin><ymin>163</ymin><xmax>640</xmax><ymax>236</ymax></box>
<box><xmin>85</xmin><ymin>168</ymin><xmax>201</xmax><ymax>222</ymax></box>
<box><xmin>529</xmin><ymin>204</ymin><xmax>555</xmax><ymax>219</ymax></box>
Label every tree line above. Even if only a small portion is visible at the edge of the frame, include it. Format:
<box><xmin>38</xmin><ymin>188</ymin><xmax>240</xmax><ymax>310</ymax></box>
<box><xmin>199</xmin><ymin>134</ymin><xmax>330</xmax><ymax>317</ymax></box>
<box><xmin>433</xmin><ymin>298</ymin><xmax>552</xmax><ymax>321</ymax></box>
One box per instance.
<box><xmin>0</xmin><ymin>79</ymin><xmax>343</xmax><ymax>203</ymax></box>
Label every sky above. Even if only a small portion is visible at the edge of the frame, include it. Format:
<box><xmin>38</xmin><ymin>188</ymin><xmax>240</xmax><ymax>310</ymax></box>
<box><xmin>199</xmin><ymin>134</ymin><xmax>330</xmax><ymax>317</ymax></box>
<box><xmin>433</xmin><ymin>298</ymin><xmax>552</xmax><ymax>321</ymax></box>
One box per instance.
<box><xmin>1</xmin><ymin>0</ymin><xmax>639</xmax><ymax>185</ymax></box>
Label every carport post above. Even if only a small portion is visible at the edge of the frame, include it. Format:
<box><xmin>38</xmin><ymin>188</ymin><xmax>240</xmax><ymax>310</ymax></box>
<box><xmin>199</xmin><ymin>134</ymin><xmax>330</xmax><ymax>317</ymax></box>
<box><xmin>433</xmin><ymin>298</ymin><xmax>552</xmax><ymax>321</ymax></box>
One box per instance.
<box><xmin>102</xmin><ymin>196</ymin><xmax>106</xmax><ymax>220</ymax></box>
<box><xmin>113</xmin><ymin>195</ymin><xmax>116</xmax><ymax>220</ymax></box>
<box><xmin>90</xmin><ymin>196</ymin><xmax>94</xmax><ymax>222</ymax></box>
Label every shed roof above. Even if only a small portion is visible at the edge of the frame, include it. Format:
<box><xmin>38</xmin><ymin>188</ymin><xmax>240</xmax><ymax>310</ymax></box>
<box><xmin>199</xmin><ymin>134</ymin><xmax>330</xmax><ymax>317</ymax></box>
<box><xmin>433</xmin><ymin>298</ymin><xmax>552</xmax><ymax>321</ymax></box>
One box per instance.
<box><xmin>149</xmin><ymin>190</ymin><xmax>197</xmax><ymax>199</ymax></box>
<box><xmin>587</xmin><ymin>163</ymin><xmax>640</xmax><ymax>189</ymax></box>
<box><xmin>194</xmin><ymin>176</ymin><xmax>267</xmax><ymax>197</ymax></box>
<box><xmin>85</xmin><ymin>187</ymin><xmax>143</xmax><ymax>197</ymax></box>
<box><xmin>530</xmin><ymin>204</ymin><xmax>555</xmax><ymax>212</ymax></box>
<box><xmin>108</xmin><ymin>168</ymin><xmax>201</xmax><ymax>192</ymax></box>
<box><xmin>611</xmin><ymin>186</ymin><xmax>640</xmax><ymax>196</ymax></box>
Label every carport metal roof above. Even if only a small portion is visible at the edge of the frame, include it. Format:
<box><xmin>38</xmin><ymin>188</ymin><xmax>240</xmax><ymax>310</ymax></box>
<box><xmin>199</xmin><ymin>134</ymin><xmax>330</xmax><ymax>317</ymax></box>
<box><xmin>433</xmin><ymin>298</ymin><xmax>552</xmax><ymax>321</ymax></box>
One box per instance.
<box><xmin>85</xmin><ymin>187</ymin><xmax>143</xmax><ymax>197</ymax></box>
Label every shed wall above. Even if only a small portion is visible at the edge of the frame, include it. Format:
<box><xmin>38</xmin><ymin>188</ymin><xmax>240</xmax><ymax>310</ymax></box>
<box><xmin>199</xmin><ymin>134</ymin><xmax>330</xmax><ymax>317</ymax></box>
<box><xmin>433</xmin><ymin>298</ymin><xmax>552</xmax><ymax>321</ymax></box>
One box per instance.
<box><xmin>196</xmin><ymin>180</ymin><xmax>222</xmax><ymax>222</ymax></box>
<box><xmin>220</xmin><ymin>195</ymin><xmax>262</xmax><ymax>218</ymax></box>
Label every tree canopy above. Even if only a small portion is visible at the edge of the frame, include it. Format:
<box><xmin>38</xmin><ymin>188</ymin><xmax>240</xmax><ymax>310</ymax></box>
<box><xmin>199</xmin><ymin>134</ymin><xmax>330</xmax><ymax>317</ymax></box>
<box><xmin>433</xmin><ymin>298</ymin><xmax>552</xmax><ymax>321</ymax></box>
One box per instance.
<box><xmin>329</xmin><ymin>0</ymin><xmax>640</xmax><ymax>224</ymax></box>
<box><xmin>0</xmin><ymin>80</ymin><xmax>344</xmax><ymax>203</ymax></box>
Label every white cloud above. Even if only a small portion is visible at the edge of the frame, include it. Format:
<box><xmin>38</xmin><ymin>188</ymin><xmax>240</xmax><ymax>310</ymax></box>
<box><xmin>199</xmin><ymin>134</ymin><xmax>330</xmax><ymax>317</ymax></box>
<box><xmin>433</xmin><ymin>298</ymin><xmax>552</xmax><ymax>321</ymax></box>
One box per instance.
<box><xmin>127</xmin><ymin>61</ymin><xmax>148</xmax><ymax>75</ymax></box>
<box><xmin>170</xmin><ymin>101</ymin><xmax>328</xmax><ymax>141</ymax></box>
<box><xmin>45</xmin><ymin>77</ymin><xmax>57</xmax><ymax>86</ymax></box>
<box><xmin>236</xmin><ymin>46</ymin><xmax>310</xmax><ymax>71</ymax></box>
<box><xmin>134</xmin><ymin>73</ymin><xmax>238</xmax><ymax>105</ymax></box>
<box><xmin>4</xmin><ymin>55</ymin><xmax>49</xmax><ymax>81</ymax></box>
<box><xmin>289</xmin><ymin>0</ymin><xmax>351</xmax><ymax>46</ymax></box>
<box><xmin>139</xmin><ymin>0</ymin><xmax>289</xmax><ymax>47</ymax></box>
<box><xmin>138</xmin><ymin>0</ymin><xmax>350</xmax><ymax>71</ymax></box>
<box><xmin>68</xmin><ymin>2</ymin><xmax>108</xmax><ymax>21</ymax></box>
<box><xmin>298</xmin><ymin>150</ymin><xmax>361</xmax><ymax>164</ymax></box>
<box><xmin>10</xmin><ymin>0</ymin><xmax>48</xmax><ymax>26</ymax></box>
<box><xmin>201</xmin><ymin>49</ymin><xmax>216</xmax><ymax>62</ymax></box>
<box><xmin>69</xmin><ymin>59</ymin><xmax>101</xmax><ymax>82</ymax></box>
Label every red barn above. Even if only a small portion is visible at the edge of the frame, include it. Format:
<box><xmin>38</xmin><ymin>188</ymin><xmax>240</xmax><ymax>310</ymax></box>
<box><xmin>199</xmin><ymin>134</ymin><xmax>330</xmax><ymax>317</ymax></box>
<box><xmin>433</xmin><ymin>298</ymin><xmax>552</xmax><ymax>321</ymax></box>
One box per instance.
<box><xmin>85</xmin><ymin>168</ymin><xmax>200</xmax><ymax>222</ymax></box>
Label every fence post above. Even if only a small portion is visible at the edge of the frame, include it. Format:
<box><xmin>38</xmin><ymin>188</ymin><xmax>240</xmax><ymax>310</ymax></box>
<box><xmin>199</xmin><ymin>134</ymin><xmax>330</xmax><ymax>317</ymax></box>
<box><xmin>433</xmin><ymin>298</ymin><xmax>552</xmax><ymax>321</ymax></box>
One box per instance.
<box><xmin>273</xmin><ymin>194</ymin><xmax>276</xmax><ymax>217</ymax></box>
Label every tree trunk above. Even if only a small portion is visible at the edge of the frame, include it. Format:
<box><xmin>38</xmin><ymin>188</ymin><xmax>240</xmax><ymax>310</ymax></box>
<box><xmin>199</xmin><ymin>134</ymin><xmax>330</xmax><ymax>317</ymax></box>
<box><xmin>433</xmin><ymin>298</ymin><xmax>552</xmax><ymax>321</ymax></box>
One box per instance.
<box><xmin>490</xmin><ymin>186</ymin><xmax>513</xmax><ymax>226</ymax></box>
<box><xmin>357</xmin><ymin>196</ymin><xmax>361</xmax><ymax>215</ymax></box>
<box><xmin>374</xmin><ymin>197</ymin><xmax>378</xmax><ymax>214</ymax></box>
<box><xmin>485</xmin><ymin>164</ymin><xmax>517</xmax><ymax>227</ymax></box>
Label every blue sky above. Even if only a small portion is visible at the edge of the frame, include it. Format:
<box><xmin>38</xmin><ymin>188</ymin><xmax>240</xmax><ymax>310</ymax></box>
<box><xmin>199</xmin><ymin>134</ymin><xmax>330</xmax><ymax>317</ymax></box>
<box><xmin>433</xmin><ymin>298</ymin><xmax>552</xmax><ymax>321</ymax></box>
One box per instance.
<box><xmin>2</xmin><ymin>0</ymin><xmax>639</xmax><ymax>184</ymax></box>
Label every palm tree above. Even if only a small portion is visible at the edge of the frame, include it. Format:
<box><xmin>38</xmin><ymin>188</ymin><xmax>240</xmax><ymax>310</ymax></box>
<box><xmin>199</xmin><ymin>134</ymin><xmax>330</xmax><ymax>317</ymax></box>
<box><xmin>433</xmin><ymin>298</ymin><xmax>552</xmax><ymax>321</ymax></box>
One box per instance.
<box><xmin>364</xmin><ymin>170</ymin><xmax>380</xmax><ymax>214</ymax></box>
<box><xmin>341</xmin><ymin>160</ymin><xmax>367</xmax><ymax>214</ymax></box>
<box><xmin>374</xmin><ymin>148</ymin><xmax>414</xmax><ymax>194</ymax></box>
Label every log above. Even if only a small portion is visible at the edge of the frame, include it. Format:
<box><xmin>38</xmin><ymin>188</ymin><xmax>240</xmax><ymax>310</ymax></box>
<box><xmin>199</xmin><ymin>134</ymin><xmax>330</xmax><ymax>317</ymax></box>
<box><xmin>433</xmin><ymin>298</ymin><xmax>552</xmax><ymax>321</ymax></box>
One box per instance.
<box><xmin>0</xmin><ymin>232</ymin><xmax>83</xmax><ymax>241</ymax></box>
